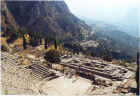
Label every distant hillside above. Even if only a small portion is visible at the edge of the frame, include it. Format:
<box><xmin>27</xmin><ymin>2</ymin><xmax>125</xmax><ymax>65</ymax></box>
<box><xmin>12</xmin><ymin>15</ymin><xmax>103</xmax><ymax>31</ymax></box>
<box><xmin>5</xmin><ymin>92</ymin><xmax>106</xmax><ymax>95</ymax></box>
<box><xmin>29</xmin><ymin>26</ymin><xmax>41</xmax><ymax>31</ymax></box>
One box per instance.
<box><xmin>114</xmin><ymin>7</ymin><xmax>139</xmax><ymax>37</ymax></box>
<box><xmin>89</xmin><ymin>22</ymin><xmax>138</xmax><ymax>49</ymax></box>
<box><xmin>78</xmin><ymin>7</ymin><xmax>139</xmax><ymax>38</ymax></box>
<box><xmin>77</xmin><ymin>16</ymin><xmax>138</xmax><ymax>61</ymax></box>
<box><xmin>87</xmin><ymin>32</ymin><xmax>138</xmax><ymax>61</ymax></box>
<box><xmin>79</xmin><ymin>16</ymin><xmax>138</xmax><ymax>49</ymax></box>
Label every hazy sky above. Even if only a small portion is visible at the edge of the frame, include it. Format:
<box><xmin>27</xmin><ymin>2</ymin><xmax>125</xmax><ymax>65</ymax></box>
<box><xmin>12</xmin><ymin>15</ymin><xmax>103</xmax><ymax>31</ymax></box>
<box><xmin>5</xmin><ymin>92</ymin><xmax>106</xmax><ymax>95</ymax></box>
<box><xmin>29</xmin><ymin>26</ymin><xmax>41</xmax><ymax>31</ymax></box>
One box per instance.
<box><xmin>65</xmin><ymin>0</ymin><xmax>139</xmax><ymax>23</ymax></box>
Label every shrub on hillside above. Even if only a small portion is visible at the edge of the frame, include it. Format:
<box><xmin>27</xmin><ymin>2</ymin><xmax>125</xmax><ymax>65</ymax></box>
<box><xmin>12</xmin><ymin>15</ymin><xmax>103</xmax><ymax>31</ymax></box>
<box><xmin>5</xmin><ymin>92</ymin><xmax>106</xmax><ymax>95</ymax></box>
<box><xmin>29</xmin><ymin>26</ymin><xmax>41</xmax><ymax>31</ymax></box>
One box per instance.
<box><xmin>44</xmin><ymin>50</ymin><xmax>61</xmax><ymax>63</ymax></box>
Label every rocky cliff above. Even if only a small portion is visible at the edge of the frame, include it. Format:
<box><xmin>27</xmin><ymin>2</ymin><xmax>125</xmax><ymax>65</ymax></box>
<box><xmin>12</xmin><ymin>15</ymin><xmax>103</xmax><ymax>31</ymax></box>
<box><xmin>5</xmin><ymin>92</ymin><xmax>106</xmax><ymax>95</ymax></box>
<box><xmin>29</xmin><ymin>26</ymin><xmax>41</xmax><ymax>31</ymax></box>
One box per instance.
<box><xmin>2</xmin><ymin>0</ymin><xmax>91</xmax><ymax>41</ymax></box>
<box><xmin>1</xmin><ymin>0</ymin><xmax>19</xmax><ymax>32</ymax></box>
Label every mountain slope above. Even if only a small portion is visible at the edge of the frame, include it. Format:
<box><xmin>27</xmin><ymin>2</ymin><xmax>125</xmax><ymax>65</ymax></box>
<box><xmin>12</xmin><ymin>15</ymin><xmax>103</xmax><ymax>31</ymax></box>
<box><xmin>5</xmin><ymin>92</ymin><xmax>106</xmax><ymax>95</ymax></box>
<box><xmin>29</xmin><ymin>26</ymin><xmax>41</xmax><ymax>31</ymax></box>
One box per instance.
<box><xmin>83</xmin><ymin>20</ymin><xmax>139</xmax><ymax>49</ymax></box>
<box><xmin>4</xmin><ymin>1</ymin><xmax>91</xmax><ymax>41</ymax></box>
<box><xmin>87</xmin><ymin>32</ymin><xmax>137</xmax><ymax>61</ymax></box>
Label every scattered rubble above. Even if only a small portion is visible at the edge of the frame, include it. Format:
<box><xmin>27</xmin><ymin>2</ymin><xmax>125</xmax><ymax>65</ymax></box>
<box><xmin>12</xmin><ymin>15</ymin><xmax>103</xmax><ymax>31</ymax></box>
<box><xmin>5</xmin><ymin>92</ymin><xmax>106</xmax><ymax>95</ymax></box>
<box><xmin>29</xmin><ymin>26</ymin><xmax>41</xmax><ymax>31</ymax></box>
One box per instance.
<box><xmin>61</xmin><ymin>55</ymin><xmax>133</xmax><ymax>81</ymax></box>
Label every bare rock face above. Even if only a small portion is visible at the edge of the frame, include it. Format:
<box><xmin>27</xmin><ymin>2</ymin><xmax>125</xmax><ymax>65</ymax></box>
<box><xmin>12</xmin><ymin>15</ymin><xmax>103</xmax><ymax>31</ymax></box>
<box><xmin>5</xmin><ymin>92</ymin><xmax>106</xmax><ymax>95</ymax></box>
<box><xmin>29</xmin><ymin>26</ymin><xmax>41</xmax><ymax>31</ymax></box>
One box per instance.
<box><xmin>1</xmin><ymin>0</ymin><xmax>19</xmax><ymax>32</ymax></box>
<box><xmin>2</xmin><ymin>0</ymin><xmax>91</xmax><ymax>41</ymax></box>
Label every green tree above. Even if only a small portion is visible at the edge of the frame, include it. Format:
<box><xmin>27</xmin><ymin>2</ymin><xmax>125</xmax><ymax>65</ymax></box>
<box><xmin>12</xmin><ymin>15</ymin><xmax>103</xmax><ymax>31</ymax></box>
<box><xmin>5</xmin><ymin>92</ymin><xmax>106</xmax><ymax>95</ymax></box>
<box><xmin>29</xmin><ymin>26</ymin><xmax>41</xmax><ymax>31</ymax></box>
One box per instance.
<box><xmin>23</xmin><ymin>36</ymin><xmax>27</xmax><ymax>49</ymax></box>
<box><xmin>44</xmin><ymin>37</ymin><xmax>48</xmax><ymax>49</ymax></box>
<box><xmin>44</xmin><ymin>50</ymin><xmax>61</xmax><ymax>63</ymax></box>
<box><xmin>54</xmin><ymin>38</ymin><xmax>58</xmax><ymax>49</ymax></box>
<box><xmin>20</xmin><ymin>28</ymin><xmax>27</xmax><ymax>49</ymax></box>
<box><xmin>29</xmin><ymin>31</ymin><xmax>43</xmax><ymax>46</ymax></box>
